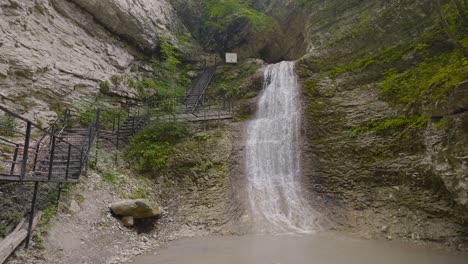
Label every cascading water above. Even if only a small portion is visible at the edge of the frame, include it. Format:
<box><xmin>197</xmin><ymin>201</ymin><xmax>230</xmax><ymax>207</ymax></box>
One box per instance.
<box><xmin>246</xmin><ymin>61</ymin><xmax>319</xmax><ymax>234</ymax></box>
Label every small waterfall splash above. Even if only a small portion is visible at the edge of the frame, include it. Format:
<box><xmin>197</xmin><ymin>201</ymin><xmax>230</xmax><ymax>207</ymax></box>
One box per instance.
<box><xmin>245</xmin><ymin>61</ymin><xmax>318</xmax><ymax>234</ymax></box>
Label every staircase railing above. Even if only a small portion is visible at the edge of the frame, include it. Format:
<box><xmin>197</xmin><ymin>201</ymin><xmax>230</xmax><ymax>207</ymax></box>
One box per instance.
<box><xmin>79</xmin><ymin>109</ymin><xmax>100</xmax><ymax>175</ymax></box>
<box><xmin>0</xmin><ymin>105</ymin><xmax>98</xmax><ymax>183</ymax></box>
<box><xmin>96</xmin><ymin>104</ymin><xmax>150</xmax><ymax>150</ymax></box>
<box><xmin>189</xmin><ymin>66</ymin><xmax>217</xmax><ymax>115</ymax></box>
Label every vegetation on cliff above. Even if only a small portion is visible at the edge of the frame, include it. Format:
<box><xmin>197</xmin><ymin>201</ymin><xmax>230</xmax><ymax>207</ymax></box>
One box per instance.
<box><xmin>295</xmin><ymin>0</ymin><xmax>468</xmax><ymax>247</ymax></box>
<box><xmin>171</xmin><ymin>0</ymin><xmax>270</xmax><ymax>52</ymax></box>
<box><xmin>204</xmin><ymin>0</ymin><xmax>270</xmax><ymax>33</ymax></box>
<box><xmin>300</xmin><ymin>0</ymin><xmax>467</xmax><ymax>113</ymax></box>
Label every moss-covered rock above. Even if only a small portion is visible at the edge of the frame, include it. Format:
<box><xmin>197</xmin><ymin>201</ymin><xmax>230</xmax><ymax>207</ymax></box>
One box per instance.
<box><xmin>297</xmin><ymin>0</ymin><xmax>468</xmax><ymax>250</ymax></box>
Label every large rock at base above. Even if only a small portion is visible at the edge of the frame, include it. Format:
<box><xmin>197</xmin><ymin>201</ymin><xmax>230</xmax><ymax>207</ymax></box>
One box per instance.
<box><xmin>110</xmin><ymin>199</ymin><xmax>161</xmax><ymax>219</ymax></box>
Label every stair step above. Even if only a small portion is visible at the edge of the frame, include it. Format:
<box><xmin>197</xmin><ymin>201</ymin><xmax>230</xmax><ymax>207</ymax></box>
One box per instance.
<box><xmin>32</xmin><ymin>172</ymin><xmax>81</xmax><ymax>178</ymax></box>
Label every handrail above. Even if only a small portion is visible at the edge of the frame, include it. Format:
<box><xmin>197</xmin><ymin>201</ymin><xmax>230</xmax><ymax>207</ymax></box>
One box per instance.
<box><xmin>33</xmin><ymin>109</ymin><xmax>70</xmax><ymax>158</ymax></box>
<box><xmin>0</xmin><ymin>105</ymin><xmax>78</xmax><ymax>149</ymax></box>
<box><xmin>0</xmin><ymin>136</ymin><xmax>23</xmax><ymax>147</ymax></box>
<box><xmin>0</xmin><ymin>106</ymin><xmax>94</xmax><ymax>181</ymax></box>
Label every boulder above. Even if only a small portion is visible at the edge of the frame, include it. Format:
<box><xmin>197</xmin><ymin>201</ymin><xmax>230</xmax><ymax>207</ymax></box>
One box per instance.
<box><xmin>110</xmin><ymin>199</ymin><xmax>161</xmax><ymax>219</ymax></box>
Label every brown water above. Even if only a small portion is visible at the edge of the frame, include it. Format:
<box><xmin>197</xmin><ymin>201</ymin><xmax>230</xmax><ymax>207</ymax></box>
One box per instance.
<box><xmin>132</xmin><ymin>233</ymin><xmax>467</xmax><ymax>264</ymax></box>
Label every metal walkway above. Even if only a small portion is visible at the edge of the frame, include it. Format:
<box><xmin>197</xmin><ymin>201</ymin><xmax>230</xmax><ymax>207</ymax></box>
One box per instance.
<box><xmin>0</xmin><ymin>105</ymin><xmax>100</xmax><ymax>248</ymax></box>
<box><xmin>99</xmin><ymin>114</ymin><xmax>148</xmax><ymax>149</ymax></box>
<box><xmin>0</xmin><ymin>106</ymin><xmax>98</xmax><ymax>184</ymax></box>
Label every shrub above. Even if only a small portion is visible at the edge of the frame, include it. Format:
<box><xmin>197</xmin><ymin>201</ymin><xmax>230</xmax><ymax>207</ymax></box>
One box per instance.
<box><xmin>100</xmin><ymin>80</ymin><xmax>111</xmax><ymax>94</ymax></box>
<box><xmin>125</xmin><ymin>121</ymin><xmax>189</xmax><ymax>173</ymax></box>
<box><xmin>0</xmin><ymin>114</ymin><xmax>16</xmax><ymax>137</ymax></box>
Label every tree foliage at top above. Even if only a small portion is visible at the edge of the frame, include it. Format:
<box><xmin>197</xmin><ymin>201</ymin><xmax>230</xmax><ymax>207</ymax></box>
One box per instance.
<box><xmin>198</xmin><ymin>0</ymin><xmax>271</xmax><ymax>51</ymax></box>
<box><xmin>204</xmin><ymin>0</ymin><xmax>270</xmax><ymax>33</ymax></box>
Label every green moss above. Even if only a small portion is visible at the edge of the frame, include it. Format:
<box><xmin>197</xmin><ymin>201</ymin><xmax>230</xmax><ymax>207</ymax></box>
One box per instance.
<box><xmin>349</xmin><ymin>115</ymin><xmax>429</xmax><ymax>138</ymax></box>
<box><xmin>210</xmin><ymin>62</ymin><xmax>261</xmax><ymax>100</ymax></box>
<box><xmin>130</xmin><ymin>65</ymin><xmax>138</xmax><ymax>73</ymax></box>
<box><xmin>36</xmin><ymin>119</ymin><xmax>44</xmax><ymax>129</ymax></box>
<box><xmin>380</xmin><ymin>50</ymin><xmax>468</xmax><ymax>105</ymax></box>
<box><xmin>327</xmin><ymin>45</ymin><xmax>410</xmax><ymax>78</ymax></box>
<box><xmin>50</xmin><ymin>103</ymin><xmax>64</xmax><ymax>115</ymax></box>
<box><xmin>434</xmin><ymin>118</ymin><xmax>451</xmax><ymax>129</ymax></box>
<box><xmin>198</xmin><ymin>159</ymin><xmax>214</xmax><ymax>172</ymax></box>
<box><xmin>303</xmin><ymin>79</ymin><xmax>318</xmax><ymax>93</ymax></box>
<box><xmin>351</xmin><ymin>10</ymin><xmax>371</xmax><ymax>36</ymax></box>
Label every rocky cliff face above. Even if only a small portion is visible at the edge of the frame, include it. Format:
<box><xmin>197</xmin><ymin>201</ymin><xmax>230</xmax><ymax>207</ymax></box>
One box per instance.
<box><xmin>68</xmin><ymin>0</ymin><xmax>183</xmax><ymax>52</ymax></box>
<box><xmin>169</xmin><ymin>0</ymin><xmax>308</xmax><ymax>63</ymax></box>
<box><xmin>245</xmin><ymin>0</ymin><xmax>308</xmax><ymax>62</ymax></box>
<box><xmin>0</xmin><ymin>0</ymin><xmax>183</xmax><ymax>122</ymax></box>
<box><xmin>292</xmin><ymin>0</ymin><xmax>468</xmax><ymax>249</ymax></box>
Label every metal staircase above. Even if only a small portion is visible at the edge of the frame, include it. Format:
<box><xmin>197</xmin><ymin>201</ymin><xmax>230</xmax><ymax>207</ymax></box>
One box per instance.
<box><xmin>183</xmin><ymin>66</ymin><xmax>217</xmax><ymax>113</ymax></box>
<box><xmin>98</xmin><ymin>113</ymin><xmax>148</xmax><ymax>149</ymax></box>
<box><xmin>0</xmin><ymin>105</ymin><xmax>100</xmax><ymax>248</ymax></box>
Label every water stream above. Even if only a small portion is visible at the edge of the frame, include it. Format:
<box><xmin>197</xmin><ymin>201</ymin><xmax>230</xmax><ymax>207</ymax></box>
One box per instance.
<box><xmin>245</xmin><ymin>61</ymin><xmax>318</xmax><ymax>233</ymax></box>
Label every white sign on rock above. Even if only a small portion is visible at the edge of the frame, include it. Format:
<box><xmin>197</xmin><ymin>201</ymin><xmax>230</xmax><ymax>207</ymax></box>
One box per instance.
<box><xmin>225</xmin><ymin>53</ymin><xmax>238</xmax><ymax>64</ymax></box>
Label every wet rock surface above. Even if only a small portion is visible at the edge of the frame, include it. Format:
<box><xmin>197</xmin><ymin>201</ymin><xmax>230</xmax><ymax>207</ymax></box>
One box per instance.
<box><xmin>300</xmin><ymin>75</ymin><xmax>468</xmax><ymax>251</ymax></box>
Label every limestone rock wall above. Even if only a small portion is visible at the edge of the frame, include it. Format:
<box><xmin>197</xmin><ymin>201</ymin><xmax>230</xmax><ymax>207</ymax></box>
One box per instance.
<box><xmin>68</xmin><ymin>0</ymin><xmax>183</xmax><ymax>52</ymax></box>
<box><xmin>0</xmin><ymin>0</ymin><xmax>182</xmax><ymax>122</ymax></box>
<box><xmin>295</xmin><ymin>0</ymin><xmax>468</xmax><ymax>234</ymax></box>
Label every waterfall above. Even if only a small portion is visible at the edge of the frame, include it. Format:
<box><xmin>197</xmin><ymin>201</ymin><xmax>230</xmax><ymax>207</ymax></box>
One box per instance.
<box><xmin>245</xmin><ymin>61</ymin><xmax>318</xmax><ymax>234</ymax></box>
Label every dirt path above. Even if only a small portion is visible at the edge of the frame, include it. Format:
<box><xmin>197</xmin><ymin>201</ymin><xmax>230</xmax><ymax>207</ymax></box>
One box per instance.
<box><xmin>8</xmin><ymin>126</ymin><xmax>236</xmax><ymax>264</ymax></box>
<box><xmin>9</xmin><ymin>170</ymin><xmax>160</xmax><ymax>264</ymax></box>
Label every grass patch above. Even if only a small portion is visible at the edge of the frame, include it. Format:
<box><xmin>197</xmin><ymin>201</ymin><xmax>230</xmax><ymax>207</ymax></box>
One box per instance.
<box><xmin>123</xmin><ymin>188</ymin><xmax>149</xmax><ymax>199</ymax></box>
<box><xmin>102</xmin><ymin>169</ymin><xmax>126</xmax><ymax>186</ymax></box>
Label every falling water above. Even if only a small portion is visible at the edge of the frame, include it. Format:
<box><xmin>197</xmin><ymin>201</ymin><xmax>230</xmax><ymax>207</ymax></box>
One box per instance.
<box><xmin>246</xmin><ymin>61</ymin><xmax>318</xmax><ymax>234</ymax></box>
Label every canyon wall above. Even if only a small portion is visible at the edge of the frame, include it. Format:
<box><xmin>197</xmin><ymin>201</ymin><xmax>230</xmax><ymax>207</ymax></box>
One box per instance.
<box><xmin>0</xmin><ymin>0</ymin><xmax>184</xmax><ymax>122</ymax></box>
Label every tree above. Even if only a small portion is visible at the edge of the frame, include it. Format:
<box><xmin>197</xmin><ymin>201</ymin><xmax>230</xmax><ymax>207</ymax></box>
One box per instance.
<box><xmin>201</xmin><ymin>0</ymin><xmax>271</xmax><ymax>51</ymax></box>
